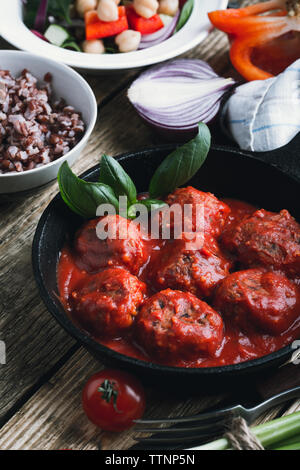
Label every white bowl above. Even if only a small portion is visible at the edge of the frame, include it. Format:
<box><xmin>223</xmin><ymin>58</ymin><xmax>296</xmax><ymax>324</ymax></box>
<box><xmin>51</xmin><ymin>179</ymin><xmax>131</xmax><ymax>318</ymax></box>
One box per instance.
<box><xmin>0</xmin><ymin>50</ymin><xmax>97</xmax><ymax>194</ymax></box>
<box><xmin>1</xmin><ymin>0</ymin><xmax>229</xmax><ymax>73</ymax></box>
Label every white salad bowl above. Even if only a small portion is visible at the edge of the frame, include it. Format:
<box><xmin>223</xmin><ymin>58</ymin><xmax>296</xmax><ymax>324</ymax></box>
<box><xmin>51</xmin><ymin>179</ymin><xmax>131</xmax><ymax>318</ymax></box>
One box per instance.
<box><xmin>0</xmin><ymin>50</ymin><xmax>97</xmax><ymax>194</ymax></box>
<box><xmin>1</xmin><ymin>0</ymin><xmax>229</xmax><ymax>73</ymax></box>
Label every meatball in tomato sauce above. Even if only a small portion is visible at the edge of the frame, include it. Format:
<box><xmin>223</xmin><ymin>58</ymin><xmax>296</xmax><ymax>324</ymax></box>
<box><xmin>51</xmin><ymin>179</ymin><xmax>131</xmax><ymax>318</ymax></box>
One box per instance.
<box><xmin>136</xmin><ymin>289</ymin><xmax>224</xmax><ymax>360</ymax></box>
<box><xmin>214</xmin><ymin>269</ymin><xmax>300</xmax><ymax>335</ymax></box>
<box><xmin>150</xmin><ymin>234</ymin><xmax>232</xmax><ymax>299</ymax></box>
<box><xmin>70</xmin><ymin>268</ymin><xmax>146</xmax><ymax>337</ymax></box>
<box><xmin>164</xmin><ymin>186</ymin><xmax>230</xmax><ymax>238</ymax></box>
<box><xmin>74</xmin><ymin>215</ymin><xmax>147</xmax><ymax>274</ymax></box>
<box><xmin>221</xmin><ymin>209</ymin><xmax>300</xmax><ymax>278</ymax></box>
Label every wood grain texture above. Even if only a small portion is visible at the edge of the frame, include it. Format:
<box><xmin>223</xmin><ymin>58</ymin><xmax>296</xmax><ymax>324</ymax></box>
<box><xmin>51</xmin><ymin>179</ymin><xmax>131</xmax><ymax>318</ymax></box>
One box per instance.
<box><xmin>0</xmin><ymin>91</ymin><xmax>153</xmax><ymax>424</ymax></box>
<box><xmin>0</xmin><ymin>20</ymin><xmax>234</xmax><ymax>427</ymax></box>
<box><xmin>0</xmin><ymin>345</ymin><xmax>296</xmax><ymax>450</ymax></box>
<box><xmin>1</xmin><ymin>0</ymin><xmax>299</xmax><ymax>450</ymax></box>
<box><xmin>0</xmin><ymin>348</ymin><xmax>223</xmax><ymax>450</ymax></box>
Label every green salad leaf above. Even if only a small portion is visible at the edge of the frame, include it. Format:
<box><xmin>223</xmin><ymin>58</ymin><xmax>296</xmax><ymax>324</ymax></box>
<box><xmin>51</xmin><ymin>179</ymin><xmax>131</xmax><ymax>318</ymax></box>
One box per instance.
<box><xmin>24</xmin><ymin>0</ymin><xmax>73</xmax><ymax>28</ymax></box>
<box><xmin>58</xmin><ymin>162</ymin><xmax>119</xmax><ymax>219</ymax></box>
<box><xmin>48</xmin><ymin>0</ymin><xmax>73</xmax><ymax>24</ymax></box>
<box><xmin>149</xmin><ymin>123</ymin><xmax>211</xmax><ymax>199</ymax></box>
<box><xmin>175</xmin><ymin>0</ymin><xmax>194</xmax><ymax>33</ymax></box>
<box><xmin>24</xmin><ymin>0</ymin><xmax>42</xmax><ymax>29</ymax></box>
<box><xmin>62</xmin><ymin>40</ymin><xmax>82</xmax><ymax>52</ymax></box>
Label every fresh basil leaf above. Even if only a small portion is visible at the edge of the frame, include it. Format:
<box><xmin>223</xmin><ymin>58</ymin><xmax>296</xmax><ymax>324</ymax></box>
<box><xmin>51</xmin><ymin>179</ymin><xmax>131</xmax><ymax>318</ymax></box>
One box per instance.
<box><xmin>48</xmin><ymin>0</ymin><xmax>72</xmax><ymax>24</ymax></box>
<box><xmin>24</xmin><ymin>0</ymin><xmax>42</xmax><ymax>29</ymax></box>
<box><xmin>128</xmin><ymin>199</ymin><xmax>167</xmax><ymax>219</ymax></box>
<box><xmin>175</xmin><ymin>0</ymin><xmax>194</xmax><ymax>33</ymax></box>
<box><xmin>58</xmin><ymin>161</ymin><xmax>119</xmax><ymax>218</ymax></box>
<box><xmin>99</xmin><ymin>154</ymin><xmax>137</xmax><ymax>205</ymax></box>
<box><xmin>149</xmin><ymin>122</ymin><xmax>211</xmax><ymax>199</ymax></box>
<box><xmin>58</xmin><ymin>174</ymin><xmax>82</xmax><ymax>216</ymax></box>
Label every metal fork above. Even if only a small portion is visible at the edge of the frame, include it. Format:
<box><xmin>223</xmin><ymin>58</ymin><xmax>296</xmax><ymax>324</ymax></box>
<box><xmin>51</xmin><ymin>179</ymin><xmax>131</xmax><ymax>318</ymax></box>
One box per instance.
<box><xmin>134</xmin><ymin>386</ymin><xmax>300</xmax><ymax>447</ymax></box>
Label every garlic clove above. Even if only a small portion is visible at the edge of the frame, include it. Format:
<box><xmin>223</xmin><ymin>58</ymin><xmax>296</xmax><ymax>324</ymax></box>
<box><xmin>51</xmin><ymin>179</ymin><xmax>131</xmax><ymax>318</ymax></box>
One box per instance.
<box><xmin>224</xmin><ymin>58</ymin><xmax>300</xmax><ymax>152</ymax></box>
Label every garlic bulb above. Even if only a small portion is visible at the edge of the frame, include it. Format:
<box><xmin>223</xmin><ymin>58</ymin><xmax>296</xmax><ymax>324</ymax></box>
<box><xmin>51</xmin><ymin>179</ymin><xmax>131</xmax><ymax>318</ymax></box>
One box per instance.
<box><xmin>223</xmin><ymin>59</ymin><xmax>300</xmax><ymax>152</ymax></box>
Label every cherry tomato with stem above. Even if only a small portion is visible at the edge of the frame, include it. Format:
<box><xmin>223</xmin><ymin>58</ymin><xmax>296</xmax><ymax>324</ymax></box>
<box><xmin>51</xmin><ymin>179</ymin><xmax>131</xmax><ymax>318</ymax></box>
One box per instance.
<box><xmin>82</xmin><ymin>369</ymin><xmax>146</xmax><ymax>432</ymax></box>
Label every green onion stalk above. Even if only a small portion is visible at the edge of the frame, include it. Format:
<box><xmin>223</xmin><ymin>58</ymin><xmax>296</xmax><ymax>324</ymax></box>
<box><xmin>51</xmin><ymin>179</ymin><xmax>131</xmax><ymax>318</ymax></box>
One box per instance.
<box><xmin>190</xmin><ymin>411</ymin><xmax>300</xmax><ymax>450</ymax></box>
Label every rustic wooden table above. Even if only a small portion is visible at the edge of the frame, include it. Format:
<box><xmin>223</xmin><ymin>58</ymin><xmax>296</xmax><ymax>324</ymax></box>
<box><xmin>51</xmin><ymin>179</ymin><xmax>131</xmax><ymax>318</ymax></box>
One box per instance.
<box><xmin>0</xmin><ymin>1</ymin><xmax>299</xmax><ymax>450</ymax></box>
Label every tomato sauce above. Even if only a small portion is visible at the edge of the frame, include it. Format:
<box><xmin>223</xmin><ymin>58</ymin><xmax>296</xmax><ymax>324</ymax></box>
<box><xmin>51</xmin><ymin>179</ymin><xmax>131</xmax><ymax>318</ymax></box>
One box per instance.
<box><xmin>57</xmin><ymin>198</ymin><xmax>300</xmax><ymax>368</ymax></box>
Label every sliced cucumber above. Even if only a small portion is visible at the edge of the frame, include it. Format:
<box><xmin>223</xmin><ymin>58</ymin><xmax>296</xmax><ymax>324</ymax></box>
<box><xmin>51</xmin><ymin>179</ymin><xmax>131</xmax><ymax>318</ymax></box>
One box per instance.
<box><xmin>44</xmin><ymin>24</ymin><xmax>70</xmax><ymax>47</ymax></box>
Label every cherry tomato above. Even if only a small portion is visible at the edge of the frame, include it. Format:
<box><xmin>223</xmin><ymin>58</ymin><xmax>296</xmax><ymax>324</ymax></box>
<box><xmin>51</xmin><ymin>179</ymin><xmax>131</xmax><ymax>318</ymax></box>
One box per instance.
<box><xmin>82</xmin><ymin>369</ymin><xmax>146</xmax><ymax>432</ymax></box>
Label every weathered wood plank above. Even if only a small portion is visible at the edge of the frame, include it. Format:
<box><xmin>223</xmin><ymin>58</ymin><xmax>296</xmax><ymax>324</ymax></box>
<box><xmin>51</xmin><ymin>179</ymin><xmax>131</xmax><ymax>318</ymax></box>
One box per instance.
<box><xmin>2</xmin><ymin>1</ymin><xmax>289</xmax><ymax>451</ymax></box>
<box><xmin>0</xmin><ymin>20</ymin><xmax>237</xmax><ymax>427</ymax></box>
<box><xmin>283</xmin><ymin>400</ymin><xmax>300</xmax><ymax>414</ymax></box>
<box><xmin>0</xmin><ymin>90</ymin><xmax>153</xmax><ymax>423</ymax></box>
<box><xmin>0</xmin><ymin>342</ymin><xmax>297</xmax><ymax>450</ymax></box>
<box><xmin>0</xmin><ymin>348</ymin><xmax>224</xmax><ymax>450</ymax></box>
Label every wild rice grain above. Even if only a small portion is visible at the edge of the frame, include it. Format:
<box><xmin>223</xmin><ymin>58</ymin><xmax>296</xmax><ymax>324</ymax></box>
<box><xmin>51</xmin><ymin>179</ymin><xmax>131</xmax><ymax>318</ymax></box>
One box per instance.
<box><xmin>0</xmin><ymin>69</ymin><xmax>85</xmax><ymax>173</ymax></box>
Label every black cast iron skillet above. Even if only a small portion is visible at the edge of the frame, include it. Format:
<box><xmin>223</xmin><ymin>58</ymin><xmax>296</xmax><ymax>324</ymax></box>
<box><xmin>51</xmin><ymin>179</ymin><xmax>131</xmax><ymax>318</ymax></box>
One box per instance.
<box><xmin>32</xmin><ymin>133</ymin><xmax>300</xmax><ymax>391</ymax></box>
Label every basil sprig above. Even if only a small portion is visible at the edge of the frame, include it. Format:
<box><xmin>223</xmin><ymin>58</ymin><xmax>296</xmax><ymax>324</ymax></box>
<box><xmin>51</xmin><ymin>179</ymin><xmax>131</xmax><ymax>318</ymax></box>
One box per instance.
<box><xmin>149</xmin><ymin>122</ymin><xmax>211</xmax><ymax>199</ymax></box>
<box><xmin>58</xmin><ymin>161</ymin><xmax>119</xmax><ymax>218</ymax></box>
<box><xmin>128</xmin><ymin>199</ymin><xmax>168</xmax><ymax>220</ymax></box>
<box><xmin>99</xmin><ymin>154</ymin><xmax>137</xmax><ymax>205</ymax></box>
<box><xmin>175</xmin><ymin>0</ymin><xmax>194</xmax><ymax>33</ymax></box>
<box><xmin>57</xmin><ymin>122</ymin><xmax>211</xmax><ymax>219</ymax></box>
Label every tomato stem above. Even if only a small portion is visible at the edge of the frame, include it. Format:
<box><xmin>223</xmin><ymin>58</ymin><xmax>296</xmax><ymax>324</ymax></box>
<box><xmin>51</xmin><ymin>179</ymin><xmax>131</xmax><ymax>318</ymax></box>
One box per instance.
<box><xmin>98</xmin><ymin>380</ymin><xmax>122</xmax><ymax>413</ymax></box>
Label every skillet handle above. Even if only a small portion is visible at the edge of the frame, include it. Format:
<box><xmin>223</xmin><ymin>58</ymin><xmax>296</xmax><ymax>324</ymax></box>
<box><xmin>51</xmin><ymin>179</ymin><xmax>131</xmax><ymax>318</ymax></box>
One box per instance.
<box><xmin>250</xmin><ymin>132</ymin><xmax>300</xmax><ymax>183</ymax></box>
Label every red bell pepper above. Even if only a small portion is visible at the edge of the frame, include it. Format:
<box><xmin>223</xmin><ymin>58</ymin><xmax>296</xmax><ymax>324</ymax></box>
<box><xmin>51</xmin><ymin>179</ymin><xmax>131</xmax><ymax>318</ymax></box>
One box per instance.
<box><xmin>85</xmin><ymin>6</ymin><xmax>128</xmax><ymax>40</ymax></box>
<box><xmin>85</xmin><ymin>10</ymin><xmax>101</xmax><ymax>26</ymax></box>
<box><xmin>126</xmin><ymin>6</ymin><xmax>164</xmax><ymax>35</ymax></box>
<box><xmin>208</xmin><ymin>0</ymin><xmax>300</xmax><ymax>81</ymax></box>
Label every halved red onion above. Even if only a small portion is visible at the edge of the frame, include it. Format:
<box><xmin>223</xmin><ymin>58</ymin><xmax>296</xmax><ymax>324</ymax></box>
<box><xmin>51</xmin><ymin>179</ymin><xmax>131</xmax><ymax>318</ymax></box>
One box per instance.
<box><xmin>34</xmin><ymin>0</ymin><xmax>49</xmax><ymax>32</ymax></box>
<box><xmin>128</xmin><ymin>59</ymin><xmax>235</xmax><ymax>138</ymax></box>
<box><xmin>31</xmin><ymin>29</ymin><xmax>49</xmax><ymax>42</ymax></box>
<box><xmin>139</xmin><ymin>11</ymin><xmax>180</xmax><ymax>50</ymax></box>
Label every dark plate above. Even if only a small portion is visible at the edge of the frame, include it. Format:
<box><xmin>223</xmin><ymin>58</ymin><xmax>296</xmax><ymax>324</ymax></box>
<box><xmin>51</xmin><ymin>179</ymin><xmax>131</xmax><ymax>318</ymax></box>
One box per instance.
<box><xmin>32</xmin><ymin>141</ymin><xmax>300</xmax><ymax>390</ymax></box>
